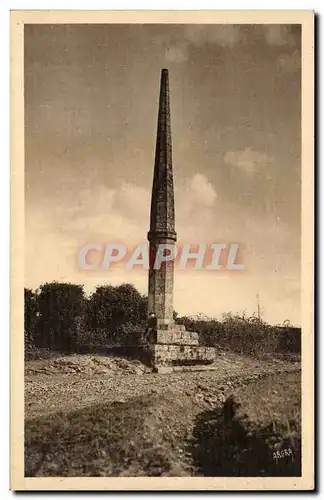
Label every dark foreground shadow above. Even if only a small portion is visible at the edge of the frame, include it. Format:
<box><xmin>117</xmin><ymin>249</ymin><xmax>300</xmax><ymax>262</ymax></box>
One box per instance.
<box><xmin>189</xmin><ymin>396</ymin><xmax>301</xmax><ymax>477</ymax></box>
<box><xmin>25</xmin><ymin>394</ymin><xmax>186</xmax><ymax>477</ymax></box>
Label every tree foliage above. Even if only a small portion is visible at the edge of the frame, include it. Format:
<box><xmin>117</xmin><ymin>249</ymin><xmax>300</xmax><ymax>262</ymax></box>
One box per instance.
<box><xmin>25</xmin><ymin>282</ymin><xmax>148</xmax><ymax>355</ymax></box>
<box><xmin>35</xmin><ymin>282</ymin><xmax>86</xmax><ymax>353</ymax></box>
<box><xmin>24</xmin><ymin>288</ymin><xmax>37</xmax><ymax>345</ymax></box>
<box><xmin>86</xmin><ymin>283</ymin><xmax>147</xmax><ymax>346</ymax></box>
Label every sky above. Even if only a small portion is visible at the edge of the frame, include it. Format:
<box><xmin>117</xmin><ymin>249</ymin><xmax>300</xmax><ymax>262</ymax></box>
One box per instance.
<box><xmin>24</xmin><ymin>23</ymin><xmax>301</xmax><ymax>325</ymax></box>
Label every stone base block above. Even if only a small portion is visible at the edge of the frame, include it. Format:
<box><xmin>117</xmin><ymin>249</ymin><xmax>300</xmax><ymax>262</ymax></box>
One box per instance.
<box><xmin>156</xmin><ymin>329</ymin><xmax>199</xmax><ymax>346</ymax></box>
<box><xmin>151</xmin><ymin>344</ymin><xmax>216</xmax><ymax>371</ymax></box>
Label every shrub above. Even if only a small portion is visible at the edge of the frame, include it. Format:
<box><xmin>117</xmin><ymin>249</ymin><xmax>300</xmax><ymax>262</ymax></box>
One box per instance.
<box><xmin>177</xmin><ymin>312</ymin><xmax>301</xmax><ymax>357</ymax></box>
<box><xmin>84</xmin><ymin>283</ymin><xmax>147</xmax><ymax>347</ymax></box>
<box><xmin>34</xmin><ymin>282</ymin><xmax>86</xmax><ymax>353</ymax></box>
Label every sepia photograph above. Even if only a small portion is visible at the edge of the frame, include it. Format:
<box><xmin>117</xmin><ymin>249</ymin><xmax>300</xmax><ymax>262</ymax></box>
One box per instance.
<box><xmin>11</xmin><ymin>10</ymin><xmax>314</xmax><ymax>491</ymax></box>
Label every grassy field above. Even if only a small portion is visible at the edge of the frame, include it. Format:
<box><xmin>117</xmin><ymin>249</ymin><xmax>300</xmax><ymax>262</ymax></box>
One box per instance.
<box><xmin>25</xmin><ymin>352</ymin><xmax>301</xmax><ymax>477</ymax></box>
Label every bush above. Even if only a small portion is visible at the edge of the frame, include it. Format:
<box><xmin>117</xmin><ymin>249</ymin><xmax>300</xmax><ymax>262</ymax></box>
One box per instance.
<box><xmin>84</xmin><ymin>283</ymin><xmax>147</xmax><ymax>348</ymax></box>
<box><xmin>177</xmin><ymin>312</ymin><xmax>301</xmax><ymax>357</ymax></box>
<box><xmin>33</xmin><ymin>282</ymin><xmax>86</xmax><ymax>353</ymax></box>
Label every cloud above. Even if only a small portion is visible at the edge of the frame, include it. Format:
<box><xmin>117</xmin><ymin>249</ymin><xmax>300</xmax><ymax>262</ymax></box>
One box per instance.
<box><xmin>63</xmin><ymin>184</ymin><xmax>115</xmax><ymax>219</ymax></box>
<box><xmin>263</xmin><ymin>25</ymin><xmax>296</xmax><ymax>47</ymax></box>
<box><xmin>163</xmin><ymin>25</ymin><xmax>243</xmax><ymax>63</ymax></box>
<box><xmin>25</xmin><ymin>175</ymin><xmax>216</xmax><ymax>291</ymax></box>
<box><xmin>187</xmin><ymin>173</ymin><xmax>217</xmax><ymax>207</ymax></box>
<box><xmin>224</xmin><ymin>148</ymin><xmax>271</xmax><ymax>175</ymax></box>
<box><xmin>114</xmin><ymin>182</ymin><xmax>150</xmax><ymax>219</ymax></box>
<box><xmin>175</xmin><ymin>173</ymin><xmax>218</xmax><ymax>243</ymax></box>
<box><xmin>64</xmin><ymin>183</ymin><xmax>150</xmax><ymax>245</ymax></box>
<box><xmin>184</xmin><ymin>25</ymin><xmax>242</xmax><ymax>48</ymax></box>
<box><xmin>163</xmin><ymin>25</ymin><xmax>299</xmax><ymax>64</ymax></box>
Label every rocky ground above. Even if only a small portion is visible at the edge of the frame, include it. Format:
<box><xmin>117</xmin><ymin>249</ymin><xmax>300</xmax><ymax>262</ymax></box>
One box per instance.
<box><xmin>25</xmin><ymin>352</ymin><xmax>301</xmax><ymax>477</ymax></box>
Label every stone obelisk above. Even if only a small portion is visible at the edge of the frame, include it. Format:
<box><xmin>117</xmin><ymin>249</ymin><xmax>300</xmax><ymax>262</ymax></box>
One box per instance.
<box><xmin>147</xmin><ymin>68</ymin><xmax>177</xmax><ymax>329</ymax></box>
<box><xmin>145</xmin><ymin>69</ymin><xmax>216</xmax><ymax>372</ymax></box>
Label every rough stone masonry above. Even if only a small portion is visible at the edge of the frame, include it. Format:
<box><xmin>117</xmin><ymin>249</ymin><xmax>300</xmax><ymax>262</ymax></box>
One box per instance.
<box><xmin>147</xmin><ymin>69</ymin><xmax>216</xmax><ymax>373</ymax></box>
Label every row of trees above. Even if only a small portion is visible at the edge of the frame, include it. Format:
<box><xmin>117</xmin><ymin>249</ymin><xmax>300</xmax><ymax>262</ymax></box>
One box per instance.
<box><xmin>25</xmin><ymin>282</ymin><xmax>147</xmax><ymax>355</ymax></box>
<box><xmin>25</xmin><ymin>281</ymin><xmax>301</xmax><ymax>358</ymax></box>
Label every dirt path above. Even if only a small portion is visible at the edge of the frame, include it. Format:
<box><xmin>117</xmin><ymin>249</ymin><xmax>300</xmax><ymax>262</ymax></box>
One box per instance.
<box><xmin>25</xmin><ymin>354</ymin><xmax>301</xmax><ymax>477</ymax></box>
<box><xmin>25</xmin><ymin>352</ymin><xmax>300</xmax><ymax>420</ymax></box>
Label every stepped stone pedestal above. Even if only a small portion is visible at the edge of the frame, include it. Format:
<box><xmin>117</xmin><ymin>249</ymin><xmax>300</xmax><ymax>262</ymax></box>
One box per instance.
<box><xmin>145</xmin><ymin>323</ymin><xmax>216</xmax><ymax>373</ymax></box>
